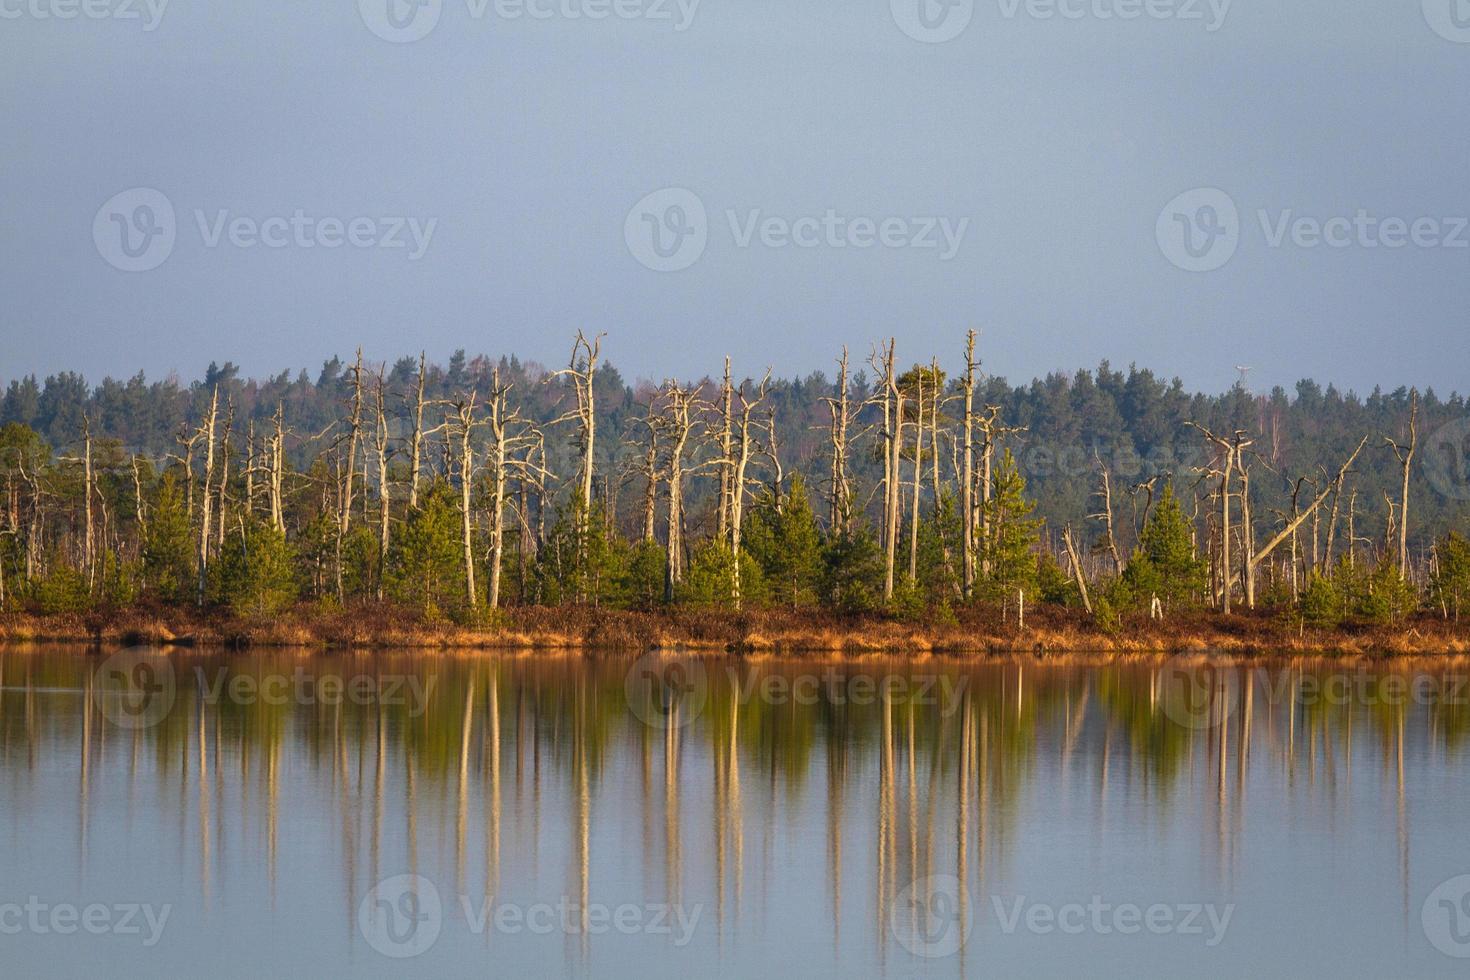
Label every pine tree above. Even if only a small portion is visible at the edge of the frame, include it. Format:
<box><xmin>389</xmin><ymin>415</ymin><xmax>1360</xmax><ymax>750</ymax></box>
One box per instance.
<box><xmin>142</xmin><ymin>473</ymin><xmax>194</xmax><ymax>603</ymax></box>
<box><xmin>1122</xmin><ymin>483</ymin><xmax>1207</xmax><ymax>613</ymax></box>
<box><xmin>743</xmin><ymin>474</ymin><xmax>822</xmax><ymax>609</ymax></box>
<box><xmin>979</xmin><ymin>449</ymin><xmax>1043</xmax><ymax>599</ymax></box>
<box><xmin>386</xmin><ymin>481</ymin><xmax>463</xmax><ymax>617</ymax></box>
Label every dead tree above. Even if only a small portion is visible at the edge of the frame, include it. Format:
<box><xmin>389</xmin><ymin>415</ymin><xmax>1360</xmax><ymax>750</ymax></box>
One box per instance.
<box><xmin>447</xmin><ymin>395</ymin><xmax>480</xmax><ymax>609</ymax></box>
<box><xmin>716</xmin><ymin>356</ymin><xmax>734</xmax><ymax>543</ymax></box>
<box><xmin>408</xmin><ymin>351</ymin><xmax>428</xmax><ymax>509</ymax></box>
<box><xmin>372</xmin><ymin>368</ymin><xmax>393</xmax><ymax>599</ymax></box>
<box><xmin>550</xmin><ymin>331</ymin><xmax>604</xmax><ymax>514</ymax></box>
<box><xmin>197</xmin><ymin>386</ymin><xmax>220</xmax><ymax>605</ymax></box>
<box><xmin>729</xmin><ymin>371</ymin><xmax>771</xmax><ymax>609</ymax></box>
<box><xmin>870</xmin><ymin>340</ymin><xmax>903</xmax><ymax>602</ymax></box>
<box><xmin>1090</xmin><ymin>452</ymin><xmax>1124</xmax><ymax>577</ymax></box>
<box><xmin>335</xmin><ymin>349</ymin><xmax>365</xmax><ymax>602</ymax></box>
<box><xmin>658</xmin><ymin>381</ymin><xmax>699</xmax><ymax>601</ymax></box>
<box><xmin>1187</xmin><ymin>423</ymin><xmax>1252</xmax><ymax>612</ymax></box>
<box><xmin>1385</xmin><ymin>390</ymin><xmax>1419</xmax><ymax>577</ymax></box>
<box><xmin>821</xmin><ymin>347</ymin><xmax>855</xmax><ymax>536</ymax></box>
<box><xmin>1061</xmin><ymin>524</ymin><xmax>1093</xmax><ymax>614</ymax></box>
<box><xmin>484</xmin><ymin>368</ymin><xmax>543</xmax><ymax>612</ymax></box>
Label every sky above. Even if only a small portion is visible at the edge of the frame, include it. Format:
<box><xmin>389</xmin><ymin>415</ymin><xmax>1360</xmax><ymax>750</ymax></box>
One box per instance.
<box><xmin>1</xmin><ymin>0</ymin><xmax>1468</xmax><ymax>397</ymax></box>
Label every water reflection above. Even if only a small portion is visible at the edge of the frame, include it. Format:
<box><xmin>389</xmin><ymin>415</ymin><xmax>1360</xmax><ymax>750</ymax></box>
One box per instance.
<box><xmin>3</xmin><ymin>648</ymin><xmax>1470</xmax><ymax>978</ymax></box>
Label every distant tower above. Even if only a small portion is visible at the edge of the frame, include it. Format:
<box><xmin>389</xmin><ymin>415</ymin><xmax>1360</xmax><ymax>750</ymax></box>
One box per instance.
<box><xmin>1235</xmin><ymin>365</ymin><xmax>1252</xmax><ymax>392</ymax></box>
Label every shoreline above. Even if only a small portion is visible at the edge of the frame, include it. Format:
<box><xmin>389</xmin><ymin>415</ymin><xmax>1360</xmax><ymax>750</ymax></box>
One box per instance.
<box><xmin>3</xmin><ymin>606</ymin><xmax>1468</xmax><ymax>658</ymax></box>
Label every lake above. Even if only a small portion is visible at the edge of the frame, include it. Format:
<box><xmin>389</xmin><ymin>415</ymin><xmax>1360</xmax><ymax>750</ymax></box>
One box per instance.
<box><xmin>2</xmin><ymin>646</ymin><xmax>1470</xmax><ymax>977</ymax></box>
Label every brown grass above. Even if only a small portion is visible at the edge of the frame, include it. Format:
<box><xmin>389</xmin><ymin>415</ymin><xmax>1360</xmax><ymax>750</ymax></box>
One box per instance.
<box><xmin>1</xmin><ymin>602</ymin><xmax>1467</xmax><ymax>657</ymax></box>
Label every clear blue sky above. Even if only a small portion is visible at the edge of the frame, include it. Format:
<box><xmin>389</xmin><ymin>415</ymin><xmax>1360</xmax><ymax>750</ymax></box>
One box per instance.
<box><xmin>2</xmin><ymin>0</ymin><xmax>1467</xmax><ymax>395</ymax></box>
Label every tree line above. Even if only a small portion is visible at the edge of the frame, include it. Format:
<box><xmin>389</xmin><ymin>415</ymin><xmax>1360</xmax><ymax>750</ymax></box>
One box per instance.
<box><xmin>1</xmin><ymin>331</ymin><xmax>1467</xmax><ymax>628</ymax></box>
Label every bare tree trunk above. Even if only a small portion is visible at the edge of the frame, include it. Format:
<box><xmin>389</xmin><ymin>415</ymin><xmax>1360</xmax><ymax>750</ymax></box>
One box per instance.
<box><xmin>216</xmin><ymin>397</ymin><xmax>234</xmax><ymax>551</ymax></box>
<box><xmin>961</xmin><ymin>331</ymin><xmax>977</xmax><ymax>597</ymax></box>
<box><xmin>374</xmin><ymin>371</ymin><xmax>391</xmax><ymax>600</ymax></box>
<box><xmin>337</xmin><ymin>349</ymin><xmax>364</xmax><ymax>602</ymax></box>
<box><xmin>82</xmin><ymin>416</ymin><xmax>95</xmax><ymax>590</ymax></box>
<box><xmin>660</xmin><ymin>383</ymin><xmax>696</xmax><ymax>602</ymax></box>
<box><xmin>1092</xmin><ymin>455</ymin><xmax>1124</xmax><ymax>576</ymax></box>
<box><xmin>270</xmin><ymin>404</ymin><xmax>286</xmax><ymax>533</ymax></box>
<box><xmin>1062</xmin><ymin>525</ymin><xmax>1092</xmax><ymax>614</ymax></box>
<box><xmin>1387</xmin><ymin>391</ymin><xmax>1419</xmax><ymax>577</ymax></box>
<box><xmin>197</xmin><ymin>386</ymin><xmax>219</xmax><ymax>606</ymax></box>
<box><xmin>909</xmin><ymin>371</ymin><xmax>924</xmax><ymax>583</ymax></box>
<box><xmin>409</xmin><ymin>351</ymin><xmax>427</xmax><ymax>509</ymax></box>
<box><xmin>824</xmin><ymin>348</ymin><xmax>853</xmax><ymax>536</ymax></box>
<box><xmin>729</xmin><ymin>374</ymin><xmax>770</xmax><ymax>609</ymax></box>
<box><xmin>718</xmin><ymin>356</ymin><xmax>733</xmax><ymax>543</ymax></box>
<box><xmin>451</xmin><ymin>397</ymin><xmax>478</xmax><ymax>610</ymax></box>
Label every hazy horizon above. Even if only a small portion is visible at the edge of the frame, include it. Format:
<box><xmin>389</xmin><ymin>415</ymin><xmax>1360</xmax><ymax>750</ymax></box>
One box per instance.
<box><xmin>3</xmin><ymin>1</ymin><xmax>1469</xmax><ymax>397</ymax></box>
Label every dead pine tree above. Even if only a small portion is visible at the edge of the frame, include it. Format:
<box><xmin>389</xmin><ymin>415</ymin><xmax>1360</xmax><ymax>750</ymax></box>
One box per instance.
<box><xmin>372</xmin><ymin>368</ymin><xmax>394</xmax><ymax>600</ymax></box>
<box><xmin>446</xmin><ymin>395</ymin><xmax>480</xmax><ymax>611</ymax></box>
<box><xmin>728</xmin><ymin>370</ymin><xmax>771</xmax><ymax>610</ymax></box>
<box><xmin>408</xmin><ymin>351</ymin><xmax>429</xmax><ymax>509</ymax></box>
<box><xmin>268</xmin><ymin>403</ymin><xmax>287</xmax><ymax>533</ymax></box>
<box><xmin>657</xmin><ymin>381</ymin><xmax>700</xmax><ymax>602</ymax></box>
<box><xmin>1061</xmin><ymin>523</ymin><xmax>1093</xmax><ymax>614</ymax></box>
<box><xmin>869</xmin><ymin>340</ymin><xmax>903</xmax><ymax>602</ymax></box>
<box><xmin>1089</xmin><ymin>452</ymin><xmax>1124</xmax><ymax>577</ymax></box>
<box><xmin>821</xmin><ymin>347</ymin><xmax>855</xmax><ymax>537</ymax></box>
<box><xmin>483</xmin><ymin>368</ymin><xmax>546</xmax><ymax>612</ymax></box>
<box><xmin>334</xmin><ymin>349</ymin><xmax>366</xmax><ymax>603</ymax></box>
<box><xmin>627</xmin><ymin>400</ymin><xmax>662</xmax><ymax>544</ymax></box>
<box><xmin>1187</xmin><ymin>423</ymin><xmax>1251</xmax><ymax>613</ymax></box>
<box><xmin>550</xmin><ymin>331</ymin><xmax>604</xmax><ymax>518</ymax></box>
<box><xmin>1384</xmin><ymin>390</ymin><xmax>1419</xmax><ymax>578</ymax></box>
<box><xmin>716</xmin><ymin>356</ymin><xmax>734</xmax><ymax>543</ymax></box>
<box><xmin>959</xmin><ymin>331</ymin><xmax>980</xmax><ymax>597</ymax></box>
<box><xmin>197</xmin><ymin>385</ymin><xmax>220</xmax><ymax>606</ymax></box>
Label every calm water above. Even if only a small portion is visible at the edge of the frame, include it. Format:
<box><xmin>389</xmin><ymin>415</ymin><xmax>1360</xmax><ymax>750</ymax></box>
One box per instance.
<box><xmin>3</xmin><ymin>646</ymin><xmax>1470</xmax><ymax>978</ymax></box>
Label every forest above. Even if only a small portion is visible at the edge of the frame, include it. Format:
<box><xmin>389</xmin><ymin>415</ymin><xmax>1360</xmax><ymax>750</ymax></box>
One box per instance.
<box><xmin>1</xmin><ymin>330</ymin><xmax>1467</xmax><ymax>644</ymax></box>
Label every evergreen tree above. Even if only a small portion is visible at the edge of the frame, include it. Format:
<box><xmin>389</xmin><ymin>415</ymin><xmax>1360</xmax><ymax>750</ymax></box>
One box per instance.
<box><xmin>142</xmin><ymin>473</ymin><xmax>194</xmax><ymax>603</ymax></box>
<box><xmin>386</xmin><ymin>481</ymin><xmax>463</xmax><ymax>617</ymax></box>
<box><xmin>743</xmin><ymin>474</ymin><xmax>822</xmax><ymax>608</ymax></box>
<box><xmin>1431</xmin><ymin>531</ymin><xmax>1470</xmax><ymax>621</ymax></box>
<box><xmin>214</xmin><ymin>519</ymin><xmax>298</xmax><ymax>617</ymax></box>
<box><xmin>979</xmin><ymin>448</ymin><xmax>1043</xmax><ymax>598</ymax></box>
<box><xmin>819</xmin><ymin>526</ymin><xmax>886</xmax><ymax>615</ymax></box>
<box><xmin>1121</xmin><ymin>483</ymin><xmax>1207</xmax><ymax>613</ymax></box>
